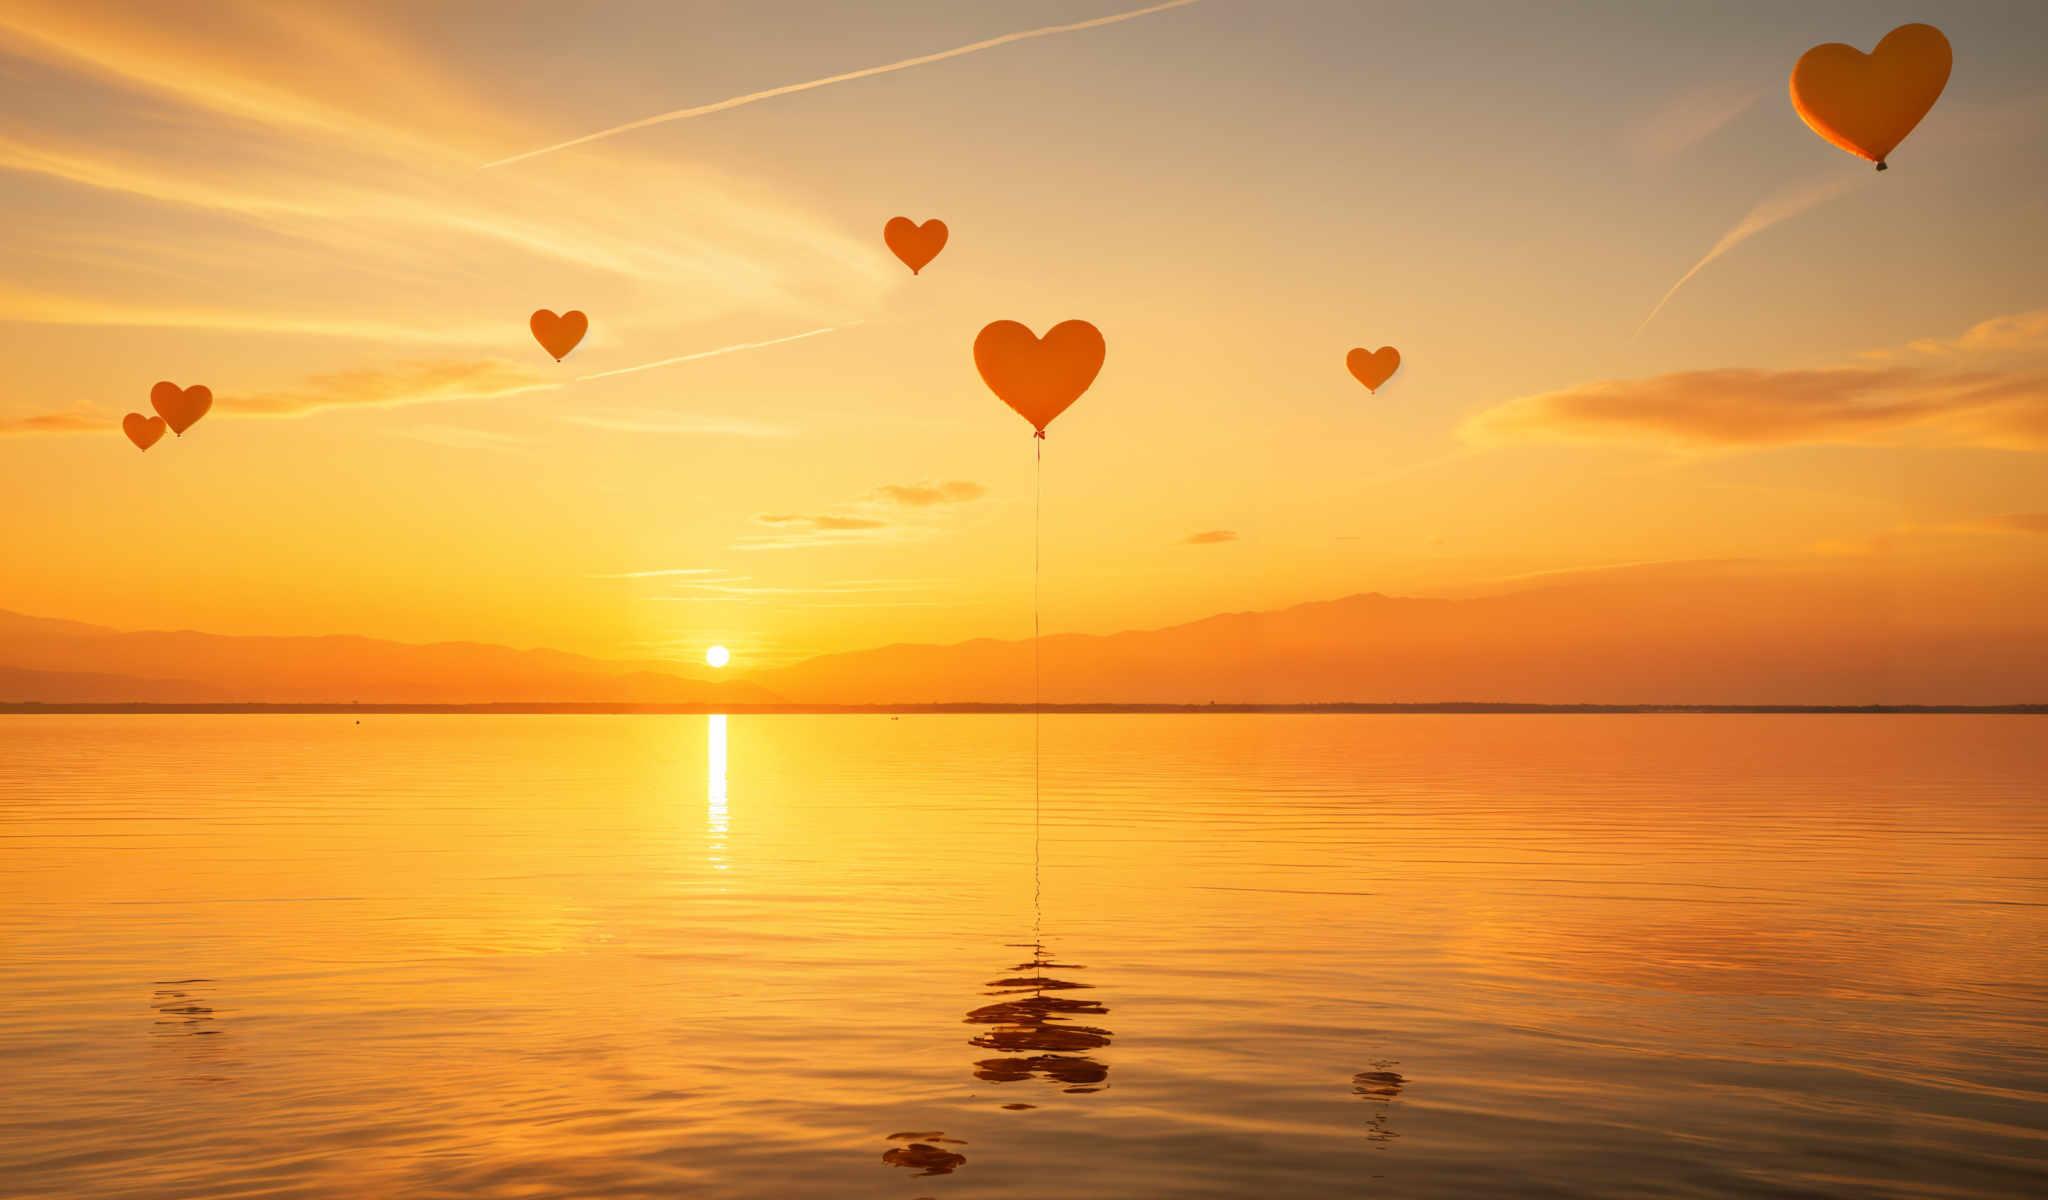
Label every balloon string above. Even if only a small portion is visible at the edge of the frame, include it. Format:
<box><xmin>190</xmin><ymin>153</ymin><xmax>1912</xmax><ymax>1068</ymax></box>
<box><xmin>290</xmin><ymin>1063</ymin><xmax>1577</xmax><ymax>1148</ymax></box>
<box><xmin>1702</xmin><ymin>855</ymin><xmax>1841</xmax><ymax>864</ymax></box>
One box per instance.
<box><xmin>1032</xmin><ymin>434</ymin><xmax>1041</xmax><ymax>953</ymax></box>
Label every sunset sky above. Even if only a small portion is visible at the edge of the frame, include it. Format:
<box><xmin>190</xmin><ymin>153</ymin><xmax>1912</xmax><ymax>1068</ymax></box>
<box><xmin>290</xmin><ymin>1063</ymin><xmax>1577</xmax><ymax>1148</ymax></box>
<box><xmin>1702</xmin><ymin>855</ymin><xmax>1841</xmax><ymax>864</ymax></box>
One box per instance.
<box><xmin>2</xmin><ymin>0</ymin><xmax>2044</xmax><ymax>670</ymax></box>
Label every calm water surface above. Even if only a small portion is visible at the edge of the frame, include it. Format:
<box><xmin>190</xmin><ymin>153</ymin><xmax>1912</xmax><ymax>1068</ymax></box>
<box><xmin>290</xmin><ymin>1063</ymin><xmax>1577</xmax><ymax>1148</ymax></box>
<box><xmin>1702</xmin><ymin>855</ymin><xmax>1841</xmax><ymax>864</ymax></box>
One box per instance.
<box><xmin>2</xmin><ymin>715</ymin><xmax>2045</xmax><ymax>1198</ymax></box>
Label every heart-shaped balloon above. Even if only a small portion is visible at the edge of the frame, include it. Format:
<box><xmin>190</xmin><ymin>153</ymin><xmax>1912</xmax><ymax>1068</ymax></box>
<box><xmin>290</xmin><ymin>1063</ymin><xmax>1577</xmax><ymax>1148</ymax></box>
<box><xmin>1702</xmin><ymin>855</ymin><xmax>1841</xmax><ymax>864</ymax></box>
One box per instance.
<box><xmin>530</xmin><ymin>309</ymin><xmax>588</xmax><ymax>361</ymax></box>
<box><xmin>122</xmin><ymin>412</ymin><xmax>166</xmax><ymax>451</ymax></box>
<box><xmin>884</xmin><ymin>217</ymin><xmax>949</xmax><ymax>275</ymax></box>
<box><xmin>973</xmin><ymin>320</ymin><xmax>1105</xmax><ymax>436</ymax></box>
<box><xmin>1790</xmin><ymin>23</ymin><xmax>1951</xmax><ymax>169</ymax></box>
<box><xmin>150</xmin><ymin>381</ymin><xmax>212</xmax><ymax>434</ymax></box>
<box><xmin>1346</xmin><ymin>346</ymin><xmax>1400</xmax><ymax>392</ymax></box>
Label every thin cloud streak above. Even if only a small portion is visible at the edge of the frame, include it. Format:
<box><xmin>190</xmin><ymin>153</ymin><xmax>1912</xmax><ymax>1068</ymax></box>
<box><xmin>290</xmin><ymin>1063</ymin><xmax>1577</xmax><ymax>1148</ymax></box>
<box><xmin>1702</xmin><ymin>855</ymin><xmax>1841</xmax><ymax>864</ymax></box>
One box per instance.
<box><xmin>1945</xmin><ymin>513</ymin><xmax>2048</xmax><ymax>535</ymax></box>
<box><xmin>1638</xmin><ymin>173</ymin><xmax>1865</xmax><ymax>334</ymax></box>
<box><xmin>562</xmin><ymin>410</ymin><xmax>796</xmax><ymax>437</ymax></box>
<box><xmin>3</xmin><ymin>319</ymin><xmax>843</xmax><ymax>432</ymax></box>
<box><xmin>0</xmin><ymin>409</ymin><xmax>110</xmax><ymax>435</ymax></box>
<box><xmin>398</xmin><ymin>424</ymin><xmax>538</xmax><ymax>454</ymax></box>
<box><xmin>1624</xmin><ymin>81</ymin><xmax>1764</xmax><ymax>165</ymax></box>
<box><xmin>481</xmin><ymin>0</ymin><xmax>1206</xmax><ymax>167</ymax></box>
<box><xmin>575</xmin><ymin>325</ymin><xmax>847</xmax><ymax>382</ymax></box>
<box><xmin>1465</xmin><ymin>364</ymin><xmax>2048</xmax><ymax>452</ymax></box>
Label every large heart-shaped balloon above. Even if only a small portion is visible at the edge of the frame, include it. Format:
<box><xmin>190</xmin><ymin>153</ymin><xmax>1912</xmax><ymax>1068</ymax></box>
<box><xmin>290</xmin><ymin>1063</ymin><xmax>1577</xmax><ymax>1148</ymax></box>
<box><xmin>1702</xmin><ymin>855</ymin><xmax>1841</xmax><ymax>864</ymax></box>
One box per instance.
<box><xmin>1790</xmin><ymin>23</ymin><xmax>1951</xmax><ymax>169</ymax></box>
<box><xmin>150</xmin><ymin>381</ymin><xmax>212</xmax><ymax>435</ymax></box>
<box><xmin>530</xmin><ymin>309</ymin><xmax>588</xmax><ymax>361</ymax></box>
<box><xmin>122</xmin><ymin>412</ymin><xmax>166</xmax><ymax>451</ymax></box>
<box><xmin>973</xmin><ymin>320</ymin><xmax>1104</xmax><ymax>436</ymax></box>
<box><xmin>1346</xmin><ymin>346</ymin><xmax>1400</xmax><ymax>393</ymax></box>
<box><xmin>884</xmin><ymin>217</ymin><xmax>949</xmax><ymax>275</ymax></box>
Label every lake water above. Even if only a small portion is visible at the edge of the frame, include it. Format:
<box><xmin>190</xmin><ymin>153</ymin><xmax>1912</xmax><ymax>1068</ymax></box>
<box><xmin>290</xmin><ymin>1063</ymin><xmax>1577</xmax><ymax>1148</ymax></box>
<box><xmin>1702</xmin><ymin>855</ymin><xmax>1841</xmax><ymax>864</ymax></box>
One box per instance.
<box><xmin>2</xmin><ymin>714</ymin><xmax>2045</xmax><ymax>1198</ymax></box>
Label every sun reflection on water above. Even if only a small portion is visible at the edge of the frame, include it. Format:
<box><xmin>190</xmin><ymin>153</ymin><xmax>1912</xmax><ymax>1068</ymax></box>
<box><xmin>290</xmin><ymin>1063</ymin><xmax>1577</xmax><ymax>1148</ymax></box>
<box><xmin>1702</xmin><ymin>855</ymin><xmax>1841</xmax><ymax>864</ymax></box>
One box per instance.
<box><xmin>707</xmin><ymin>714</ymin><xmax>728</xmax><ymax>871</ymax></box>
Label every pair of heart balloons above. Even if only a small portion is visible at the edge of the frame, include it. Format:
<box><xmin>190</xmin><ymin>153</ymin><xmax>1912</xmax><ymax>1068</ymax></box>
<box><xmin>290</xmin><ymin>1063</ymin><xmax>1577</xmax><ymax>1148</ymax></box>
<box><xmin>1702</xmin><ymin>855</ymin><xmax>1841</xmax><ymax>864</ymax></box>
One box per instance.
<box><xmin>122</xmin><ymin>382</ymin><xmax>211</xmax><ymax>451</ymax></box>
<box><xmin>972</xmin><ymin>325</ymin><xmax>1403</xmax><ymax>439</ymax></box>
<box><xmin>527</xmin><ymin>219</ymin><xmax>947</xmax><ymax>362</ymax></box>
<box><xmin>890</xmin><ymin>215</ymin><xmax>1393</xmax><ymax>433</ymax></box>
<box><xmin>883</xmin><ymin>214</ymin><xmax>1101</xmax><ymax>437</ymax></box>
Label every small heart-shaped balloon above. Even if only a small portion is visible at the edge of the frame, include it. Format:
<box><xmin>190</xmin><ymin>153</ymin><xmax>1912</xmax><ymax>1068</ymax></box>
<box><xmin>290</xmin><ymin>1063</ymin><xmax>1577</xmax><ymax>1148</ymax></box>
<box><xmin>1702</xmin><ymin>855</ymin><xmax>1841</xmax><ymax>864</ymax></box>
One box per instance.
<box><xmin>122</xmin><ymin>412</ymin><xmax>166</xmax><ymax>451</ymax></box>
<box><xmin>1346</xmin><ymin>346</ymin><xmax>1401</xmax><ymax>392</ymax></box>
<box><xmin>973</xmin><ymin>320</ymin><xmax>1105</xmax><ymax>436</ymax></box>
<box><xmin>884</xmin><ymin>217</ymin><xmax>949</xmax><ymax>275</ymax></box>
<box><xmin>530</xmin><ymin>309</ymin><xmax>588</xmax><ymax>361</ymax></box>
<box><xmin>149</xmin><ymin>381</ymin><xmax>212</xmax><ymax>434</ymax></box>
<box><xmin>1790</xmin><ymin>23</ymin><xmax>1951</xmax><ymax>169</ymax></box>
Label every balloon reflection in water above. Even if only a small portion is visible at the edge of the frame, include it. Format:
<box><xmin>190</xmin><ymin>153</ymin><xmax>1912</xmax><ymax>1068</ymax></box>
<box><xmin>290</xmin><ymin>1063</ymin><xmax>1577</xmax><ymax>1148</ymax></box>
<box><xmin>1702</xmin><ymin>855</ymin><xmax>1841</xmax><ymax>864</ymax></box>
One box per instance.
<box><xmin>966</xmin><ymin>943</ymin><xmax>1111</xmax><ymax>1092</ymax></box>
<box><xmin>1353</xmin><ymin>1061</ymin><xmax>1406</xmax><ymax>1144</ymax></box>
<box><xmin>881</xmin><ymin>1131</ymin><xmax>967</xmax><ymax>1177</ymax></box>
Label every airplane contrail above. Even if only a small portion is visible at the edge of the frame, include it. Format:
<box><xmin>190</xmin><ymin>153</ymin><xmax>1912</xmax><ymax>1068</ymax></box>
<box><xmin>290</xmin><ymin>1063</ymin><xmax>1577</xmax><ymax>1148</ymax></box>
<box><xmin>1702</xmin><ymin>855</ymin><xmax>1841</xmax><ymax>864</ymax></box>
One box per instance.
<box><xmin>575</xmin><ymin>324</ymin><xmax>847</xmax><ymax>381</ymax></box>
<box><xmin>1638</xmin><ymin>173</ymin><xmax>1867</xmax><ymax>335</ymax></box>
<box><xmin>483</xmin><ymin>0</ymin><xmax>1205</xmax><ymax>168</ymax></box>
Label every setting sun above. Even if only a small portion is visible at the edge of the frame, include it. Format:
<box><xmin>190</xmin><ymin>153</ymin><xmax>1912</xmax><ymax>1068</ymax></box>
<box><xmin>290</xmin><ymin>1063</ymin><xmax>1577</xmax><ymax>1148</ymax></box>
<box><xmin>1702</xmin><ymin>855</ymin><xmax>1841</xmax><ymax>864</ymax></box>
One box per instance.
<box><xmin>705</xmin><ymin>645</ymin><xmax>731</xmax><ymax>669</ymax></box>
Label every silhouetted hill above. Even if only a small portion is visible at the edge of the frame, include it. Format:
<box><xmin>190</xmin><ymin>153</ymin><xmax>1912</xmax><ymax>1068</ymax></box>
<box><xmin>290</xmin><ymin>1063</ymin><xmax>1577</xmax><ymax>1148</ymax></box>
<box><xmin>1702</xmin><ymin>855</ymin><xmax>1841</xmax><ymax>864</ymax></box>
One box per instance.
<box><xmin>750</xmin><ymin>561</ymin><xmax>2048</xmax><ymax>705</ymax></box>
<box><xmin>0</xmin><ymin>664</ymin><xmax>229</xmax><ymax>704</ymax></box>
<box><xmin>0</xmin><ymin>610</ymin><xmax>778</xmax><ymax>705</ymax></box>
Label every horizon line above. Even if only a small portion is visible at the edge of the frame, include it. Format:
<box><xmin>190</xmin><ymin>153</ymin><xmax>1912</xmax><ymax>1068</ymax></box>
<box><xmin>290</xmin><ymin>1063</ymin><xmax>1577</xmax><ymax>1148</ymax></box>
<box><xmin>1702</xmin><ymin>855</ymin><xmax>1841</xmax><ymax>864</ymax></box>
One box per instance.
<box><xmin>6</xmin><ymin>702</ymin><xmax>2043</xmax><ymax>716</ymax></box>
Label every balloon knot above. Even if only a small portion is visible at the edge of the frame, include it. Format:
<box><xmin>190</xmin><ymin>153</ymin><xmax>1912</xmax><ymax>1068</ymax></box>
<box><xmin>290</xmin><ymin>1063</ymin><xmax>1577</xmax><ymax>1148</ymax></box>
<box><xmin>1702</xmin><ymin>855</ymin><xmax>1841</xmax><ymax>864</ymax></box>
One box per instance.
<box><xmin>1875</xmin><ymin>161</ymin><xmax>1888</xmax><ymax>172</ymax></box>
<box><xmin>1033</xmin><ymin>429</ymin><xmax>1046</xmax><ymax>439</ymax></box>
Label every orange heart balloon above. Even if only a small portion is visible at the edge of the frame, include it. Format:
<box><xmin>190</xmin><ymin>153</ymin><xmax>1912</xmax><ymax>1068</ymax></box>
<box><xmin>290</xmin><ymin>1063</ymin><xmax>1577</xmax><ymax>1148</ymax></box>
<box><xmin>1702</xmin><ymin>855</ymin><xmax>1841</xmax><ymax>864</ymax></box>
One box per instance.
<box><xmin>1346</xmin><ymin>346</ymin><xmax>1400</xmax><ymax>393</ymax></box>
<box><xmin>973</xmin><ymin>320</ymin><xmax>1105</xmax><ymax>436</ymax></box>
<box><xmin>1790</xmin><ymin>23</ymin><xmax>1951</xmax><ymax>170</ymax></box>
<box><xmin>530</xmin><ymin>309</ymin><xmax>588</xmax><ymax>361</ymax></box>
<box><xmin>149</xmin><ymin>381</ymin><xmax>212</xmax><ymax>435</ymax></box>
<box><xmin>122</xmin><ymin>412</ymin><xmax>166</xmax><ymax>451</ymax></box>
<box><xmin>884</xmin><ymin>217</ymin><xmax>949</xmax><ymax>275</ymax></box>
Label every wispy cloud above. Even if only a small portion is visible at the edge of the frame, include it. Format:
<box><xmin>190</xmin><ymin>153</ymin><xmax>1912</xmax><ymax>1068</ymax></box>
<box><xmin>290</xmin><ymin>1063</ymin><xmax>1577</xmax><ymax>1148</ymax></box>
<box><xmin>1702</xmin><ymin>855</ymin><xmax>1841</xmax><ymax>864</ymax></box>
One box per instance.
<box><xmin>1623</xmin><ymin>80</ymin><xmax>1764</xmax><ymax>165</ymax></box>
<box><xmin>229</xmin><ymin>360</ymin><xmax>558</xmax><ymax>418</ymax></box>
<box><xmin>0</xmin><ymin>5</ymin><xmax>890</xmax><ymax>343</ymax></box>
<box><xmin>1472</xmin><ymin>308</ymin><xmax>2048</xmax><ymax>453</ymax></box>
<box><xmin>0</xmin><ymin>409</ymin><xmax>110</xmax><ymax>436</ymax></box>
<box><xmin>1183</xmin><ymin>529</ymin><xmax>1238</xmax><ymax>545</ymax></box>
<box><xmin>481</xmin><ymin>0</ymin><xmax>1207</xmax><ymax>167</ymax></box>
<box><xmin>590</xmin><ymin>567</ymin><xmax>732</xmax><ymax>580</ymax></box>
<box><xmin>668</xmin><ymin>578</ymin><xmax>941</xmax><ymax>597</ymax></box>
<box><xmin>1</xmin><ymin>360</ymin><xmax>555</xmax><ymax>435</ymax></box>
<box><xmin>628</xmin><ymin>570</ymin><xmax>950</xmax><ymax>609</ymax></box>
<box><xmin>733</xmin><ymin>478</ymin><xmax>993</xmax><ymax>550</ymax></box>
<box><xmin>1</xmin><ymin>331</ymin><xmax>833</xmax><ymax>435</ymax></box>
<box><xmin>0</xmin><ymin>285</ymin><xmax>509</xmax><ymax>344</ymax></box>
<box><xmin>1876</xmin><ymin>309</ymin><xmax>2048</xmax><ymax>360</ymax></box>
<box><xmin>1466</xmin><ymin>364</ymin><xmax>2048</xmax><ymax>452</ymax></box>
<box><xmin>757</xmin><ymin>514</ymin><xmax>891</xmax><ymax>531</ymax></box>
<box><xmin>561</xmin><ymin>410</ymin><xmax>796</xmax><ymax>438</ymax></box>
<box><xmin>870</xmin><ymin>480</ymin><xmax>986</xmax><ymax>507</ymax></box>
<box><xmin>398</xmin><ymin>424</ymin><xmax>537</xmax><ymax>453</ymax></box>
<box><xmin>1944</xmin><ymin>512</ymin><xmax>2048</xmax><ymax>535</ymax></box>
<box><xmin>574</xmin><ymin>325</ymin><xmax>848</xmax><ymax>382</ymax></box>
<box><xmin>734</xmin><ymin>522</ymin><xmax>904</xmax><ymax>552</ymax></box>
<box><xmin>1638</xmin><ymin>173</ymin><xmax>1867</xmax><ymax>334</ymax></box>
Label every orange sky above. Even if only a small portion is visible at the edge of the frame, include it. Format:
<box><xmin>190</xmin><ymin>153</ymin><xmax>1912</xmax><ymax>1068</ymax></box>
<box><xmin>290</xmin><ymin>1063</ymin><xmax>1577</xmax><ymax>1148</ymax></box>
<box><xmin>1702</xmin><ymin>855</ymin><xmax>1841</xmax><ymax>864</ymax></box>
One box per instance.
<box><xmin>1</xmin><ymin>0</ymin><xmax>2044</xmax><ymax>670</ymax></box>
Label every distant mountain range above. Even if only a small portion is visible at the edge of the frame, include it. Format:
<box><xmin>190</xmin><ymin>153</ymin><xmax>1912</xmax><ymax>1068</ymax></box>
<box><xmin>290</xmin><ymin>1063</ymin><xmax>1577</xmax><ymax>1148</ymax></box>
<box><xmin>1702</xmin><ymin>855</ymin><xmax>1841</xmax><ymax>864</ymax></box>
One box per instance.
<box><xmin>750</xmin><ymin>560</ymin><xmax>2047</xmax><ymax>706</ymax></box>
<box><xmin>0</xmin><ymin>609</ymin><xmax>777</xmax><ymax>705</ymax></box>
<box><xmin>3</xmin><ymin>557</ymin><xmax>2043</xmax><ymax>706</ymax></box>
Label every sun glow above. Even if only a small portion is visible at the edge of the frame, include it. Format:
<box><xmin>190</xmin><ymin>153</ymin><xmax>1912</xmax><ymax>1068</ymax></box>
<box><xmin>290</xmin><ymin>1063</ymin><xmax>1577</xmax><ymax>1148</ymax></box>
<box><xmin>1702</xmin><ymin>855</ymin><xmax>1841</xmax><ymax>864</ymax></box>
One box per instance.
<box><xmin>706</xmin><ymin>645</ymin><xmax>731</xmax><ymax>668</ymax></box>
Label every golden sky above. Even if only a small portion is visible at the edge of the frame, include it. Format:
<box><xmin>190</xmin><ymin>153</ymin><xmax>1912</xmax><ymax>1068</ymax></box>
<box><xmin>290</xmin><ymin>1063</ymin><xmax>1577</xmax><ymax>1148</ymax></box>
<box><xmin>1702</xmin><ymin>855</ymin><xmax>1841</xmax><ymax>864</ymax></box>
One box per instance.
<box><xmin>1</xmin><ymin>0</ymin><xmax>2044</xmax><ymax>669</ymax></box>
